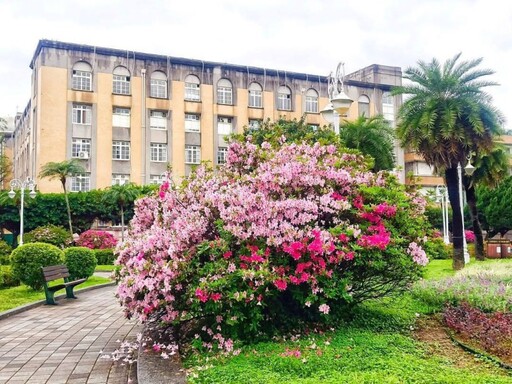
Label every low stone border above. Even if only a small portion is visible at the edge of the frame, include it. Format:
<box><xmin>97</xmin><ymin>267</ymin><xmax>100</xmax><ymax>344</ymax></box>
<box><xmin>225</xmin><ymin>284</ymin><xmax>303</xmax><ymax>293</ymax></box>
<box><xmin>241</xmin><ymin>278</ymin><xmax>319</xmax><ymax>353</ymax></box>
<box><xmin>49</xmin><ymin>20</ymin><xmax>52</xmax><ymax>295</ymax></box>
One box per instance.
<box><xmin>137</xmin><ymin>324</ymin><xmax>187</xmax><ymax>384</ymax></box>
<box><xmin>0</xmin><ymin>281</ymin><xmax>116</xmax><ymax>320</ymax></box>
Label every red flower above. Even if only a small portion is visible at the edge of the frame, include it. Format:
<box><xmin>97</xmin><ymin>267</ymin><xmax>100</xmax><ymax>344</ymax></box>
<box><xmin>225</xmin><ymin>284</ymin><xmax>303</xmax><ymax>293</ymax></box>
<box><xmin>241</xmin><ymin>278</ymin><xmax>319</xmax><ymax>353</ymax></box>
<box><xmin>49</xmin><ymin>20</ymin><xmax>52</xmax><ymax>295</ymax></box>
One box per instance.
<box><xmin>274</xmin><ymin>279</ymin><xmax>287</xmax><ymax>291</ymax></box>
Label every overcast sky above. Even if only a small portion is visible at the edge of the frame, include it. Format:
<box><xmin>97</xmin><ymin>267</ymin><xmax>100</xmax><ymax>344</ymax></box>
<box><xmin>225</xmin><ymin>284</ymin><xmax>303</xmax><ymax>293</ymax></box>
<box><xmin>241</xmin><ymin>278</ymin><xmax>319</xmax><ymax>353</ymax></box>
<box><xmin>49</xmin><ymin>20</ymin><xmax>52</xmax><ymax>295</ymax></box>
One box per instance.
<box><xmin>1</xmin><ymin>0</ymin><xmax>511</xmax><ymax>128</ymax></box>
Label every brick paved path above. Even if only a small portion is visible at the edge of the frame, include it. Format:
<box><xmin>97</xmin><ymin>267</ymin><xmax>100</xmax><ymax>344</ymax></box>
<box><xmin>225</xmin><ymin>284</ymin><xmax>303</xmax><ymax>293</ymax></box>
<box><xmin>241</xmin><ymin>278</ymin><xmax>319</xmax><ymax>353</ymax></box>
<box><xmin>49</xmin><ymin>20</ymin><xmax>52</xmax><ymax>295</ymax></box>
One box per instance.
<box><xmin>0</xmin><ymin>285</ymin><xmax>141</xmax><ymax>384</ymax></box>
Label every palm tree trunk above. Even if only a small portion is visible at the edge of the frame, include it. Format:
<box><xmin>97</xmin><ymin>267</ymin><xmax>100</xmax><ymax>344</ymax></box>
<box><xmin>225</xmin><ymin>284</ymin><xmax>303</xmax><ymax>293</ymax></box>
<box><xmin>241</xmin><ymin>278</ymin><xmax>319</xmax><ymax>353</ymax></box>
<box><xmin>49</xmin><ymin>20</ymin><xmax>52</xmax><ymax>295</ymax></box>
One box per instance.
<box><xmin>445</xmin><ymin>167</ymin><xmax>465</xmax><ymax>270</ymax></box>
<box><xmin>120</xmin><ymin>205</ymin><xmax>125</xmax><ymax>242</ymax></box>
<box><xmin>464</xmin><ymin>181</ymin><xmax>485</xmax><ymax>261</ymax></box>
<box><xmin>62</xmin><ymin>182</ymin><xmax>73</xmax><ymax>237</ymax></box>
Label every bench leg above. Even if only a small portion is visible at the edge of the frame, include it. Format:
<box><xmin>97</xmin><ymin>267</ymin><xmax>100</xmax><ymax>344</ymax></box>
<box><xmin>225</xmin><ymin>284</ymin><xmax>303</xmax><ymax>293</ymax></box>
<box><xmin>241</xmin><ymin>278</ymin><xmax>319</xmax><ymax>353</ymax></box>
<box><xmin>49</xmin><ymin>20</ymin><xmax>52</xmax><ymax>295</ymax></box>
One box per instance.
<box><xmin>44</xmin><ymin>289</ymin><xmax>58</xmax><ymax>305</ymax></box>
<box><xmin>65</xmin><ymin>285</ymin><xmax>78</xmax><ymax>299</ymax></box>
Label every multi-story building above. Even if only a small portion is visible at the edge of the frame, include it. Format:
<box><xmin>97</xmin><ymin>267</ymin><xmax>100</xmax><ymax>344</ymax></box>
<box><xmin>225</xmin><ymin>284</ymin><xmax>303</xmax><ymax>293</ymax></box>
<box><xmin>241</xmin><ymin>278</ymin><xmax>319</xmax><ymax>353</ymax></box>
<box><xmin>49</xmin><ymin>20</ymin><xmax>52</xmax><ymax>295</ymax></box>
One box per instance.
<box><xmin>12</xmin><ymin>39</ymin><xmax>404</xmax><ymax>193</ymax></box>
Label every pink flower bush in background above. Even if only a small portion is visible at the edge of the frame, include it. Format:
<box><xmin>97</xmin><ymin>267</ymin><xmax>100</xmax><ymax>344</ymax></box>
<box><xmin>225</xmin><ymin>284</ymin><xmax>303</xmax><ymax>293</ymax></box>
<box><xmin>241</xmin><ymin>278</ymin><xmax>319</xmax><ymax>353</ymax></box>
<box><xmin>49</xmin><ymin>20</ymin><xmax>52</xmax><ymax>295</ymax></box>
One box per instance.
<box><xmin>465</xmin><ymin>230</ymin><xmax>476</xmax><ymax>243</ymax></box>
<box><xmin>116</xmin><ymin>139</ymin><xmax>431</xmax><ymax>351</ymax></box>
<box><xmin>77</xmin><ymin>229</ymin><xmax>117</xmax><ymax>249</ymax></box>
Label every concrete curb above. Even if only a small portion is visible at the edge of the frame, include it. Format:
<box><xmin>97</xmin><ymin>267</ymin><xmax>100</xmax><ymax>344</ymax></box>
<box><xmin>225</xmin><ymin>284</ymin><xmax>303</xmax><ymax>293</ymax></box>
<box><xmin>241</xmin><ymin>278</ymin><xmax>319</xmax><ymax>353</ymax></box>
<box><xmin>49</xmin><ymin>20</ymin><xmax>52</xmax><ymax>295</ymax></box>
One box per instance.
<box><xmin>137</xmin><ymin>324</ymin><xmax>187</xmax><ymax>384</ymax></box>
<box><xmin>0</xmin><ymin>281</ymin><xmax>116</xmax><ymax>321</ymax></box>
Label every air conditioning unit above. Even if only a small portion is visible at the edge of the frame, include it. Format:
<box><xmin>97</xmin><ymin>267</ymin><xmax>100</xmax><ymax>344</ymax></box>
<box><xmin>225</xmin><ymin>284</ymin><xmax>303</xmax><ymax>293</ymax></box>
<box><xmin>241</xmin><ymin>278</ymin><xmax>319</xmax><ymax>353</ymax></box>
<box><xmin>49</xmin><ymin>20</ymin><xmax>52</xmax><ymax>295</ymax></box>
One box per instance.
<box><xmin>78</xmin><ymin>151</ymin><xmax>89</xmax><ymax>159</ymax></box>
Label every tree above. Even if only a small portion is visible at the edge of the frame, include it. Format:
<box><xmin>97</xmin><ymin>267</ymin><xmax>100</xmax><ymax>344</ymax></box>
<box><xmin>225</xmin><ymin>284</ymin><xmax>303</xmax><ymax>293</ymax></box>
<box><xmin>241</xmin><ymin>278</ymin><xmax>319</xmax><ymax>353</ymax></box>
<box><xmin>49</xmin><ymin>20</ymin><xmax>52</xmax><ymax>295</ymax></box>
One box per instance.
<box><xmin>464</xmin><ymin>146</ymin><xmax>509</xmax><ymax>260</ymax></box>
<box><xmin>339</xmin><ymin>115</ymin><xmax>395</xmax><ymax>172</ymax></box>
<box><xmin>102</xmin><ymin>183</ymin><xmax>141</xmax><ymax>242</ymax></box>
<box><xmin>393</xmin><ymin>53</ymin><xmax>504</xmax><ymax>270</ymax></box>
<box><xmin>0</xmin><ymin>117</ymin><xmax>10</xmax><ymax>188</ymax></box>
<box><xmin>39</xmin><ymin>159</ymin><xmax>85</xmax><ymax>237</ymax></box>
<box><xmin>477</xmin><ymin>176</ymin><xmax>512</xmax><ymax>236</ymax></box>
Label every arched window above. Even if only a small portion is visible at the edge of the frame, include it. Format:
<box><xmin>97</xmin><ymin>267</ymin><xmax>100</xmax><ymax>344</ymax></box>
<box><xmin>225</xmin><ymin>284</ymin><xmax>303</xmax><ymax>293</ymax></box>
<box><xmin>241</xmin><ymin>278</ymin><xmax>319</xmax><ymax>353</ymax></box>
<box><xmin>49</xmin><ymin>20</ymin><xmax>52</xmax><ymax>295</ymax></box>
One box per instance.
<box><xmin>185</xmin><ymin>74</ymin><xmax>200</xmax><ymax>101</ymax></box>
<box><xmin>277</xmin><ymin>86</ymin><xmax>292</xmax><ymax>110</ymax></box>
<box><xmin>217</xmin><ymin>78</ymin><xmax>233</xmax><ymax>105</ymax></box>
<box><xmin>358</xmin><ymin>95</ymin><xmax>370</xmax><ymax>117</ymax></box>
<box><xmin>113</xmin><ymin>66</ymin><xmax>130</xmax><ymax>95</ymax></box>
<box><xmin>72</xmin><ymin>61</ymin><xmax>92</xmax><ymax>91</ymax></box>
<box><xmin>305</xmin><ymin>88</ymin><xmax>319</xmax><ymax>113</ymax></box>
<box><xmin>150</xmin><ymin>71</ymin><xmax>167</xmax><ymax>98</ymax></box>
<box><xmin>248</xmin><ymin>82</ymin><xmax>263</xmax><ymax>108</ymax></box>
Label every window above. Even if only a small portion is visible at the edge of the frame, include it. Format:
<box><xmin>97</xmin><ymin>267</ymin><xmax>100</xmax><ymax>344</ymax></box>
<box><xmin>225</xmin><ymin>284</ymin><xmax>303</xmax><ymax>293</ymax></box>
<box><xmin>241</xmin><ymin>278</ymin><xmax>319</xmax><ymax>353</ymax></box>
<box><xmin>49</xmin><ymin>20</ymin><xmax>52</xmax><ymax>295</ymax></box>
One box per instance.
<box><xmin>72</xmin><ymin>104</ymin><xmax>92</xmax><ymax>125</ymax></box>
<box><xmin>248</xmin><ymin>82</ymin><xmax>263</xmax><ymax>108</ymax></box>
<box><xmin>71</xmin><ymin>138</ymin><xmax>91</xmax><ymax>158</ymax></box>
<box><xmin>218</xmin><ymin>117</ymin><xmax>233</xmax><ymax>135</ymax></box>
<box><xmin>305</xmin><ymin>89</ymin><xmax>319</xmax><ymax>113</ymax></box>
<box><xmin>277</xmin><ymin>86</ymin><xmax>292</xmax><ymax>110</ymax></box>
<box><xmin>113</xmin><ymin>66</ymin><xmax>130</xmax><ymax>95</ymax></box>
<box><xmin>382</xmin><ymin>92</ymin><xmax>394</xmax><ymax>125</ymax></box>
<box><xmin>150</xmin><ymin>143</ymin><xmax>168</xmax><ymax>162</ymax></box>
<box><xmin>249</xmin><ymin>119</ymin><xmax>261</xmax><ymax>130</ymax></box>
<box><xmin>149</xmin><ymin>174</ymin><xmax>166</xmax><ymax>184</ymax></box>
<box><xmin>185</xmin><ymin>114</ymin><xmax>201</xmax><ymax>132</ymax></box>
<box><xmin>112</xmin><ymin>141</ymin><xmax>130</xmax><ymax>160</ymax></box>
<box><xmin>150</xmin><ymin>71</ymin><xmax>167</xmax><ymax>98</ymax></box>
<box><xmin>358</xmin><ymin>95</ymin><xmax>370</xmax><ymax>117</ymax></box>
<box><xmin>217</xmin><ymin>147</ymin><xmax>228</xmax><ymax>164</ymax></box>
<box><xmin>71</xmin><ymin>173</ymin><xmax>90</xmax><ymax>192</ymax></box>
<box><xmin>113</xmin><ymin>107</ymin><xmax>131</xmax><ymax>127</ymax></box>
<box><xmin>112</xmin><ymin>174</ymin><xmax>130</xmax><ymax>186</ymax></box>
<box><xmin>185</xmin><ymin>74</ymin><xmax>201</xmax><ymax>101</ymax></box>
<box><xmin>185</xmin><ymin>145</ymin><xmax>201</xmax><ymax>164</ymax></box>
<box><xmin>150</xmin><ymin>111</ymin><xmax>167</xmax><ymax>130</ymax></box>
<box><xmin>217</xmin><ymin>79</ymin><xmax>233</xmax><ymax>105</ymax></box>
<box><xmin>72</xmin><ymin>62</ymin><xmax>92</xmax><ymax>91</ymax></box>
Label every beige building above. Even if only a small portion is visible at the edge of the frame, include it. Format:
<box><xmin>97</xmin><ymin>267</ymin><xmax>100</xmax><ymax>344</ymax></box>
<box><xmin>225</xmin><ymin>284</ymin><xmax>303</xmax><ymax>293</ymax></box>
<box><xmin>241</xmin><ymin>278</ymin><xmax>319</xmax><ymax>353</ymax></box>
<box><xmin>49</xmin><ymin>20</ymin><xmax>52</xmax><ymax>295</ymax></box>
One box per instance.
<box><xmin>12</xmin><ymin>40</ymin><xmax>404</xmax><ymax>193</ymax></box>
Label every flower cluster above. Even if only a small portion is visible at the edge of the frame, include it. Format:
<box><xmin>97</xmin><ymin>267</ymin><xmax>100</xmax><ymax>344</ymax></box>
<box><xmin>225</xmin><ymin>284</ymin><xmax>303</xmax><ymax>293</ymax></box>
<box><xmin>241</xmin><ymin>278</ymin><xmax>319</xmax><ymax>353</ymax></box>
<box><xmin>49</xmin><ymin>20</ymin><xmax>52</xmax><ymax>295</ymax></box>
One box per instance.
<box><xmin>116</xmin><ymin>140</ymin><xmax>430</xmax><ymax>351</ymax></box>
<box><xmin>77</xmin><ymin>230</ymin><xmax>118</xmax><ymax>249</ymax></box>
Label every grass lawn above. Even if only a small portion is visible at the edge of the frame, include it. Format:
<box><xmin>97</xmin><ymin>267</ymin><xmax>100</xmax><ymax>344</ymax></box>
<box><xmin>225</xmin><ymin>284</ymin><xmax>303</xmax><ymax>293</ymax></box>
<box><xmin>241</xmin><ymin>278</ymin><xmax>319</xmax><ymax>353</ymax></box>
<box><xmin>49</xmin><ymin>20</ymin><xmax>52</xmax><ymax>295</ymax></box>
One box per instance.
<box><xmin>184</xmin><ymin>258</ymin><xmax>512</xmax><ymax>384</ymax></box>
<box><xmin>95</xmin><ymin>264</ymin><xmax>117</xmax><ymax>272</ymax></box>
<box><xmin>0</xmin><ymin>275</ymin><xmax>111</xmax><ymax>312</ymax></box>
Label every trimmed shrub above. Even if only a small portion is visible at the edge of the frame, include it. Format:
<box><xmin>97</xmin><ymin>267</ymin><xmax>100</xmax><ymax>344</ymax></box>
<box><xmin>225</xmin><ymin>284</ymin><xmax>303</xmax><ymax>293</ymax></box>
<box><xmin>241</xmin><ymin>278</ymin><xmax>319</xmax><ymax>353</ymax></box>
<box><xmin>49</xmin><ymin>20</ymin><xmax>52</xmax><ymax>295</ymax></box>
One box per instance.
<box><xmin>64</xmin><ymin>247</ymin><xmax>97</xmax><ymax>280</ymax></box>
<box><xmin>24</xmin><ymin>225</ymin><xmax>73</xmax><ymax>248</ymax></box>
<box><xmin>0</xmin><ymin>240</ymin><xmax>12</xmax><ymax>265</ymax></box>
<box><xmin>0</xmin><ymin>265</ymin><xmax>21</xmax><ymax>288</ymax></box>
<box><xmin>424</xmin><ymin>237</ymin><xmax>451</xmax><ymax>260</ymax></box>
<box><xmin>10</xmin><ymin>243</ymin><xmax>64</xmax><ymax>290</ymax></box>
<box><xmin>76</xmin><ymin>230</ymin><xmax>117</xmax><ymax>249</ymax></box>
<box><xmin>94</xmin><ymin>248</ymin><xmax>116</xmax><ymax>265</ymax></box>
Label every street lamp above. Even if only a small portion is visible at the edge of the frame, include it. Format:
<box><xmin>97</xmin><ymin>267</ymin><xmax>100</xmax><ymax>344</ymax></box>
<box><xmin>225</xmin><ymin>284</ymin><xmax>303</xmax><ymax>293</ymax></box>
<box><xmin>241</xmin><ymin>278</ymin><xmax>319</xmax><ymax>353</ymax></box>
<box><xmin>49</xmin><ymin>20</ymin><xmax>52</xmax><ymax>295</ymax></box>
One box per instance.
<box><xmin>458</xmin><ymin>155</ymin><xmax>476</xmax><ymax>264</ymax></box>
<box><xmin>435</xmin><ymin>185</ymin><xmax>450</xmax><ymax>244</ymax></box>
<box><xmin>320</xmin><ymin>62</ymin><xmax>353</xmax><ymax>134</ymax></box>
<box><xmin>8</xmin><ymin>177</ymin><xmax>36</xmax><ymax>246</ymax></box>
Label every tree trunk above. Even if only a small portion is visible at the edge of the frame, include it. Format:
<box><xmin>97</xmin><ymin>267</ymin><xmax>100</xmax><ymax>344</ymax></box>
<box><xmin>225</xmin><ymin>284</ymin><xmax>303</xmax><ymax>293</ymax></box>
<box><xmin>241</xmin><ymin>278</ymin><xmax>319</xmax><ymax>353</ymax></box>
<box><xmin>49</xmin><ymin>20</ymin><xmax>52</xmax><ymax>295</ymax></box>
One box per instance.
<box><xmin>464</xmin><ymin>181</ymin><xmax>485</xmax><ymax>261</ymax></box>
<box><xmin>62</xmin><ymin>182</ymin><xmax>73</xmax><ymax>237</ymax></box>
<box><xmin>120</xmin><ymin>205</ymin><xmax>125</xmax><ymax>242</ymax></box>
<box><xmin>445</xmin><ymin>167</ymin><xmax>465</xmax><ymax>270</ymax></box>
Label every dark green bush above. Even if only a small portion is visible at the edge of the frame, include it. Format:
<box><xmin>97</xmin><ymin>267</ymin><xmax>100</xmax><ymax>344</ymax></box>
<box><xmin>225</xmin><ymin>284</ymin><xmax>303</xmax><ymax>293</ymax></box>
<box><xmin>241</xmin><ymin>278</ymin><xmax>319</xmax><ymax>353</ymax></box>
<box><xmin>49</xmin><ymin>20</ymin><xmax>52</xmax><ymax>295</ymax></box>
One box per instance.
<box><xmin>94</xmin><ymin>248</ymin><xmax>116</xmax><ymax>265</ymax></box>
<box><xmin>64</xmin><ymin>247</ymin><xmax>97</xmax><ymax>280</ymax></box>
<box><xmin>424</xmin><ymin>237</ymin><xmax>451</xmax><ymax>259</ymax></box>
<box><xmin>24</xmin><ymin>225</ymin><xmax>73</xmax><ymax>249</ymax></box>
<box><xmin>10</xmin><ymin>243</ymin><xmax>64</xmax><ymax>290</ymax></box>
<box><xmin>0</xmin><ymin>265</ymin><xmax>21</xmax><ymax>288</ymax></box>
<box><xmin>0</xmin><ymin>240</ymin><xmax>12</xmax><ymax>265</ymax></box>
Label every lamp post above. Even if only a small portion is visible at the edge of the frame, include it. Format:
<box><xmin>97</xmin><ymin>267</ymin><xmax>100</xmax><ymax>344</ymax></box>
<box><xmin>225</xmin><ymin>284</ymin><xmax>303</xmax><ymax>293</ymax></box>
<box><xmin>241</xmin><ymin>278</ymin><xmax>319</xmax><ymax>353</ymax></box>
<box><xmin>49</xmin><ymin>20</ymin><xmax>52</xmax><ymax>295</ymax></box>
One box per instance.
<box><xmin>458</xmin><ymin>157</ymin><xmax>476</xmax><ymax>264</ymax></box>
<box><xmin>8</xmin><ymin>177</ymin><xmax>36</xmax><ymax>246</ymax></box>
<box><xmin>320</xmin><ymin>62</ymin><xmax>353</xmax><ymax>133</ymax></box>
<box><xmin>435</xmin><ymin>185</ymin><xmax>450</xmax><ymax>244</ymax></box>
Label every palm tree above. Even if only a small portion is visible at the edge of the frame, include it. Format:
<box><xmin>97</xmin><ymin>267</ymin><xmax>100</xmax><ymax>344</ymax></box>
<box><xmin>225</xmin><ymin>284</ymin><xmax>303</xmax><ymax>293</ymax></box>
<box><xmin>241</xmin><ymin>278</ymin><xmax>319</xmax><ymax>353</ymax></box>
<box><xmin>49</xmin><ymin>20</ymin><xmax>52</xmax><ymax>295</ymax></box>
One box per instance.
<box><xmin>465</xmin><ymin>146</ymin><xmax>509</xmax><ymax>260</ymax></box>
<box><xmin>339</xmin><ymin>115</ymin><xmax>395</xmax><ymax>172</ymax></box>
<box><xmin>102</xmin><ymin>183</ymin><xmax>140</xmax><ymax>242</ymax></box>
<box><xmin>39</xmin><ymin>159</ymin><xmax>85</xmax><ymax>237</ymax></box>
<box><xmin>393</xmin><ymin>53</ymin><xmax>504</xmax><ymax>270</ymax></box>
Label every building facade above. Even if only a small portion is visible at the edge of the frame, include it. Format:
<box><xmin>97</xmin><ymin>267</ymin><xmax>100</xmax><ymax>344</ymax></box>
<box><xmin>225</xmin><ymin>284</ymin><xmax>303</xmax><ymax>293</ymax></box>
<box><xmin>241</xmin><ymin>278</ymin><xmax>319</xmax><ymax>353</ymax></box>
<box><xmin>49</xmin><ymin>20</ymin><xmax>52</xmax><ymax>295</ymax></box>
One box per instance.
<box><xmin>12</xmin><ymin>40</ymin><xmax>404</xmax><ymax>193</ymax></box>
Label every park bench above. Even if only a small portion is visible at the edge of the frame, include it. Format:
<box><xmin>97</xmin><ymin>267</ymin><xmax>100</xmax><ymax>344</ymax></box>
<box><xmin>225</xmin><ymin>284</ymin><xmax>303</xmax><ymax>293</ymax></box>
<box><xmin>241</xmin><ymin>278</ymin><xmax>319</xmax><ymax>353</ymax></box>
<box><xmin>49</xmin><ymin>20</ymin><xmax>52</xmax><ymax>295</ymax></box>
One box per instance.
<box><xmin>41</xmin><ymin>265</ymin><xmax>87</xmax><ymax>305</ymax></box>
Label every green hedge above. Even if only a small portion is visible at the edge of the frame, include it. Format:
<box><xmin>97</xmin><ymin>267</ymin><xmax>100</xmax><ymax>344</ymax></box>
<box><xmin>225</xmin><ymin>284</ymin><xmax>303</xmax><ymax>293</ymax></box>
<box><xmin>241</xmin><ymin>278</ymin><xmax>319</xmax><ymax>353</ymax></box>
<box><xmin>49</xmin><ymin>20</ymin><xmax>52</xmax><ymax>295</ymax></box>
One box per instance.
<box><xmin>94</xmin><ymin>248</ymin><xmax>116</xmax><ymax>265</ymax></box>
<box><xmin>64</xmin><ymin>247</ymin><xmax>97</xmax><ymax>280</ymax></box>
<box><xmin>10</xmin><ymin>243</ymin><xmax>64</xmax><ymax>290</ymax></box>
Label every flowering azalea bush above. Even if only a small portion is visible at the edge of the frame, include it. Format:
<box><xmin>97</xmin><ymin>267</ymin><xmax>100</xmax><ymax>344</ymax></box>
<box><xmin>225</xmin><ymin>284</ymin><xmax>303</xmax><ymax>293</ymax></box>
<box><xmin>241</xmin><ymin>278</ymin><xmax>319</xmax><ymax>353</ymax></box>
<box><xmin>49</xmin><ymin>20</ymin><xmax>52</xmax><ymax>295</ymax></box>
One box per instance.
<box><xmin>76</xmin><ymin>230</ymin><xmax>117</xmax><ymax>249</ymax></box>
<box><xmin>465</xmin><ymin>230</ymin><xmax>476</xmax><ymax>243</ymax></box>
<box><xmin>116</xmin><ymin>140</ymin><xmax>431</xmax><ymax>350</ymax></box>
